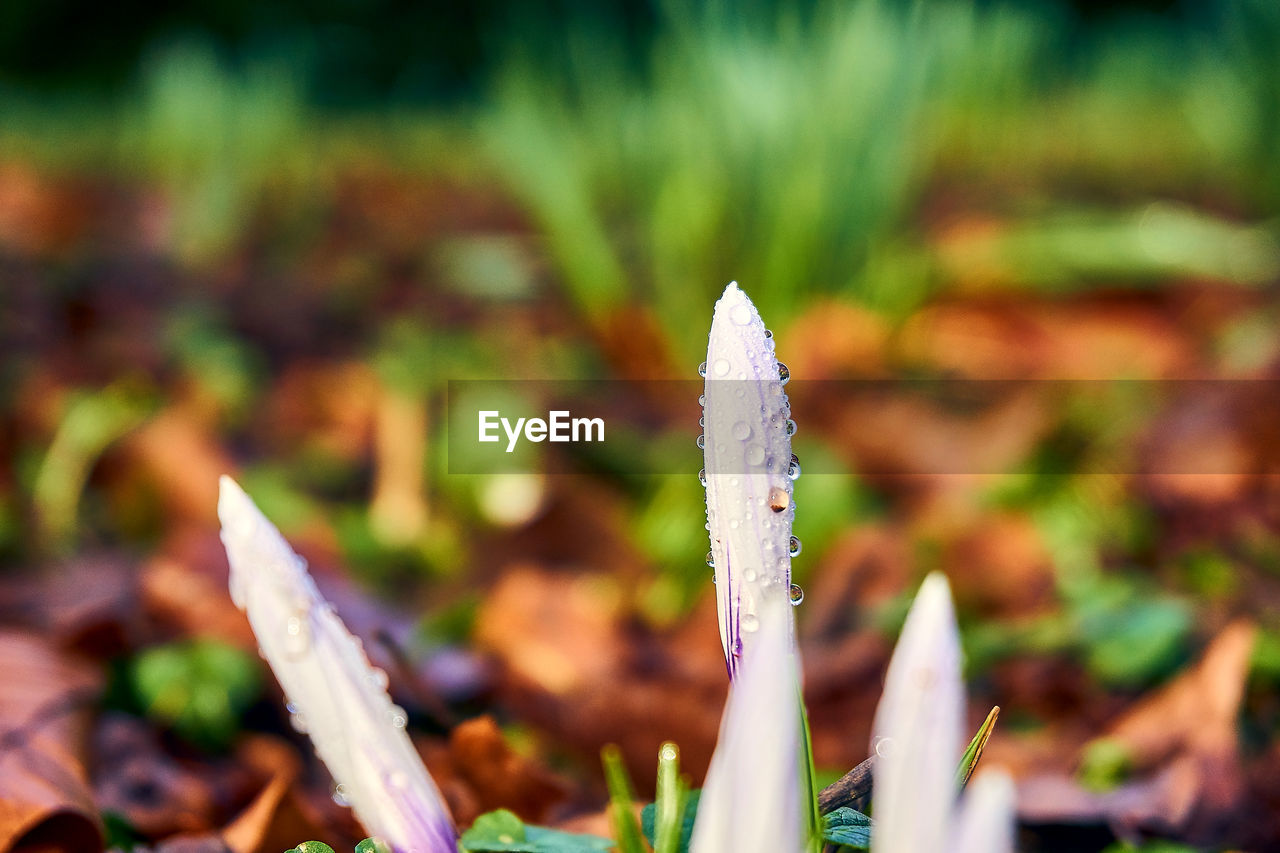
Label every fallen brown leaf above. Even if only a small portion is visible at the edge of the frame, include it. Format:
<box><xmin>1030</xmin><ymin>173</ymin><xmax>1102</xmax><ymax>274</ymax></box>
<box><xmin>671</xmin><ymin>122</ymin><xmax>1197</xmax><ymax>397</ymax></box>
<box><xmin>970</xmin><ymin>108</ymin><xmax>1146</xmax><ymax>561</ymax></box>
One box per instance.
<box><xmin>898</xmin><ymin>297</ymin><xmax>1196</xmax><ymax>379</ymax></box>
<box><xmin>429</xmin><ymin>716</ymin><xmax>568</xmax><ymax>827</ymax></box>
<box><xmin>1018</xmin><ymin>621</ymin><xmax>1257</xmax><ymax>846</ymax></box>
<box><xmin>0</xmin><ymin>631</ymin><xmax>102</xmax><ymax>853</ymax></box>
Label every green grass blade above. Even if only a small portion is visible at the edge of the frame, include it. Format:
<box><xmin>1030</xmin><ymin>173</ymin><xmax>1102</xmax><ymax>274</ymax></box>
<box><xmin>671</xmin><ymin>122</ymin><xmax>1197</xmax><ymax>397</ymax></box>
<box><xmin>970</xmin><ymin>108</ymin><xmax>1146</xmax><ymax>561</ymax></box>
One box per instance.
<box><xmin>956</xmin><ymin>706</ymin><xmax>1001</xmax><ymax>789</ymax></box>
<box><xmin>798</xmin><ymin>688</ymin><xmax>823</xmax><ymax>853</ymax></box>
<box><xmin>602</xmin><ymin>744</ymin><xmax>649</xmax><ymax>853</ymax></box>
<box><xmin>652</xmin><ymin>742</ymin><xmax>687</xmax><ymax>853</ymax></box>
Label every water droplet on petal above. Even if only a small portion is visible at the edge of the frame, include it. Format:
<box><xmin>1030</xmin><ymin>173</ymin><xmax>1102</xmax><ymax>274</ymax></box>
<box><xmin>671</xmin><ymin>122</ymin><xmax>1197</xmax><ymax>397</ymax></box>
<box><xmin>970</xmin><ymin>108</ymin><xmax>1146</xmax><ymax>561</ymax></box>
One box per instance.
<box><xmin>730</xmin><ymin>304</ymin><xmax>752</xmax><ymax>325</ymax></box>
<box><xmin>787</xmin><ymin>454</ymin><xmax>801</xmax><ymax>480</ymax></box>
<box><xmin>290</xmin><ymin>711</ymin><xmax>309</xmax><ymax>733</ymax></box>
<box><xmin>711</xmin><ymin>571</ymin><xmax>717</xmax><ymax>584</ymax></box>
<box><xmin>729</xmin><ymin>519</ymin><xmax>740</xmax><ymax>529</ymax></box>
<box><xmin>389</xmin><ymin>705</ymin><xmax>408</xmax><ymax>728</ymax></box>
<box><xmin>369</xmin><ymin>668</ymin><xmax>390</xmax><ymax>690</ymax></box>
<box><xmin>777</xmin><ymin>363</ymin><xmax>790</xmax><ymax>384</ymax></box>
<box><xmin>332</xmin><ymin>783</ymin><xmax>351</xmax><ymax>807</ymax></box>
<box><xmin>741</xmin><ymin>612</ymin><xmax>760</xmax><ymax>632</ymax></box>
<box><xmin>699</xmin><ymin>415</ymin><xmax>705</xmax><ymax>427</ymax></box>
<box><xmin>768</xmin><ymin>486</ymin><xmax>789</xmax><ymax>513</ymax></box>
<box><xmin>764</xmin><ymin>329</ymin><xmax>773</xmax><ymax>339</ymax></box>
<box><xmin>785</xmin><ymin>418</ymin><xmax>797</xmax><ymax>436</ymax></box>
<box><xmin>874</xmin><ymin>736</ymin><xmax>896</xmax><ymax>758</ymax></box>
<box><xmin>731</xmin><ymin>421</ymin><xmax>751</xmax><ymax>440</ymax></box>
<box><xmin>698</xmin><ymin>468</ymin><xmax>707</xmax><ymax>486</ymax></box>
<box><xmin>698</xmin><ymin>393</ymin><xmax>705</xmax><ymax>407</ymax></box>
<box><xmin>743</xmin><ymin>568</ymin><xmax>758</xmax><ymax>582</ymax></box>
<box><xmin>696</xmin><ymin>434</ymin><xmax>706</xmax><ymax>449</ymax></box>
<box><xmin>745</xmin><ymin>444</ymin><xmax>765</xmax><ymax>466</ymax></box>
<box><xmin>698</xmin><ymin>361</ymin><xmax>708</xmax><ymax>378</ymax></box>
<box><xmin>706</xmin><ymin>550</ymin><xmax>715</xmax><ymax>567</ymax></box>
<box><xmin>789</xmin><ymin>536</ymin><xmax>803</xmax><ymax>557</ymax></box>
<box><xmin>388</xmin><ymin>770</ymin><xmax>409</xmax><ymax>790</ymax></box>
<box><xmin>284</xmin><ymin>611</ymin><xmax>310</xmax><ymax>659</ymax></box>
<box><xmin>712</xmin><ymin>358</ymin><xmax>731</xmax><ymax>377</ymax></box>
<box><xmin>789</xmin><ymin>583</ymin><xmax>805</xmax><ymax>605</ymax></box>
<box><xmin>660</xmin><ymin>744</ymin><xmax>678</xmax><ymax>762</ymax></box>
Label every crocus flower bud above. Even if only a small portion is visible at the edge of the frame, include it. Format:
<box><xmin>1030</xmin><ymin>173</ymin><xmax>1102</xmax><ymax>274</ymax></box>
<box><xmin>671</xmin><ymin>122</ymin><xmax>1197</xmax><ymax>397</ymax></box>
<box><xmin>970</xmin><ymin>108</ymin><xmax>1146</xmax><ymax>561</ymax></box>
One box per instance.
<box><xmin>870</xmin><ymin>572</ymin><xmax>964</xmax><ymax>853</ymax></box>
<box><xmin>693</xmin><ymin>283</ymin><xmax>807</xmax><ymax>853</ymax></box>
<box><xmin>701</xmin><ymin>282</ymin><xmax>798</xmax><ymax>677</ymax></box>
<box><xmin>218</xmin><ymin>476</ymin><xmax>456</xmax><ymax>853</ymax></box>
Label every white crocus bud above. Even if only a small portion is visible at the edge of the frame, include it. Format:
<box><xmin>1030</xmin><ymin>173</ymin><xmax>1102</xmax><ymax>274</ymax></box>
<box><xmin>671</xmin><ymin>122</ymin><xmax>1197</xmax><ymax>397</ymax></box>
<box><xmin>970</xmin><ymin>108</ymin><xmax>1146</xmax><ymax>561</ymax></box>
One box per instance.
<box><xmin>693</xmin><ymin>283</ymin><xmax>807</xmax><ymax>853</ymax></box>
<box><xmin>701</xmin><ymin>281</ymin><xmax>799</xmax><ymax>677</ymax></box>
<box><xmin>218</xmin><ymin>476</ymin><xmax>457</xmax><ymax>853</ymax></box>
<box><xmin>869</xmin><ymin>572</ymin><xmax>964</xmax><ymax>853</ymax></box>
<box><xmin>689</xmin><ymin>595</ymin><xmax>804</xmax><ymax>853</ymax></box>
<box><xmin>954</xmin><ymin>768</ymin><xmax>1018</xmax><ymax>853</ymax></box>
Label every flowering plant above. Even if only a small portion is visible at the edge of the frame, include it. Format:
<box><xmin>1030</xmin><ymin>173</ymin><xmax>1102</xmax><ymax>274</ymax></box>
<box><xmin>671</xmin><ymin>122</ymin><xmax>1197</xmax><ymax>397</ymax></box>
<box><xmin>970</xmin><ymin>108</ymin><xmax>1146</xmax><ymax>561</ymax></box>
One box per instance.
<box><xmin>218</xmin><ymin>282</ymin><xmax>1012</xmax><ymax>853</ymax></box>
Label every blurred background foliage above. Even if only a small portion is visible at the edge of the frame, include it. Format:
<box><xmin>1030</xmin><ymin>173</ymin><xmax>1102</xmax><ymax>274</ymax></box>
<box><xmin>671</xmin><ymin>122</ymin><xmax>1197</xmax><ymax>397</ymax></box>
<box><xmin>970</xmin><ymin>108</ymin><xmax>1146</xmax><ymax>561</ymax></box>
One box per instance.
<box><xmin>4</xmin><ymin>0</ymin><xmax>1280</xmax><ymax>848</ymax></box>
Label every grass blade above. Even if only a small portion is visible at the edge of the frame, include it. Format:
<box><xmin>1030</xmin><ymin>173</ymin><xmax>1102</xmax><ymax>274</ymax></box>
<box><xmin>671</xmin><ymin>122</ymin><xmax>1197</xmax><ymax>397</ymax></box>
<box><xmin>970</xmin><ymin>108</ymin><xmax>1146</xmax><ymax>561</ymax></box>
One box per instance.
<box><xmin>653</xmin><ymin>742</ymin><xmax>687</xmax><ymax>853</ymax></box>
<box><xmin>602</xmin><ymin>744</ymin><xmax>648</xmax><ymax>853</ymax></box>
<box><xmin>957</xmin><ymin>706</ymin><xmax>1001</xmax><ymax>789</ymax></box>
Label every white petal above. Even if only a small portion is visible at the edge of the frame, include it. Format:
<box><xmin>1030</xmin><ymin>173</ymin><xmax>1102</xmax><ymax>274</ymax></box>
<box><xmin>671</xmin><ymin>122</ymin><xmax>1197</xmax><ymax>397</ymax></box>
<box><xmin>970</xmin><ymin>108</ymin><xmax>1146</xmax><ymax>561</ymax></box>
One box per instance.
<box><xmin>690</xmin><ymin>596</ymin><xmax>805</xmax><ymax>853</ymax></box>
<box><xmin>702</xmin><ymin>281</ymin><xmax>796</xmax><ymax>677</ymax></box>
<box><xmin>218</xmin><ymin>476</ymin><xmax>456</xmax><ymax>853</ymax></box>
<box><xmin>954</xmin><ymin>768</ymin><xmax>1017</xmax><ymax>853</ymax></box>
<box><xmin>869</xmin><ymin>572</ymin><xmax>964</xmax><ymax>853</ymax></box>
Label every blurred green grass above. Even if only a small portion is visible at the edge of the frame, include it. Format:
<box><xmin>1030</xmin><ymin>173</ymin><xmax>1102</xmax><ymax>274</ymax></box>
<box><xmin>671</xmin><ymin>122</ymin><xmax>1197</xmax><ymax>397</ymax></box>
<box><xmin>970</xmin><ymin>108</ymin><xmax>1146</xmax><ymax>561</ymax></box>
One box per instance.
<box><xmin>2</xmin><ymin>0</ymin><xmax>1276</xmax><ymax>312</ymax></box>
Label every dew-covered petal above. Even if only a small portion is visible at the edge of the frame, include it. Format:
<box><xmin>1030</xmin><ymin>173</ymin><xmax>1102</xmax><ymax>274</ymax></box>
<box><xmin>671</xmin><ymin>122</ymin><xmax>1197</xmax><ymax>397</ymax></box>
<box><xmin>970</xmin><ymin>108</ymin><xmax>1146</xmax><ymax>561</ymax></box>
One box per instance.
<box><xmin>869</xmin><ymin>572</ymin><xmax>964</xmax><ymax>853</ymax></box>
<box><xmin>218</xmin><ymin>476</ymin><xmax>456</xmax><ymax>853</ymax></box>
<box><xmin>701</xmin><ymin>282</ymin><xmax>796</xmax><ymax>677</ymax></box>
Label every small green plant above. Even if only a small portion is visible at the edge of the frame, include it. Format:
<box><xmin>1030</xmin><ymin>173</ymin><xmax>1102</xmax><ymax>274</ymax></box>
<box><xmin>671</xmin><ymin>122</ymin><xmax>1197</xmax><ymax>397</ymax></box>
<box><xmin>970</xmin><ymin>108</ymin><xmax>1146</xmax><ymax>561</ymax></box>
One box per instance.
<box><xmin>131</xmin><ymin>638</ymin><xmax>259</xmax><ymax>749</ymax></box>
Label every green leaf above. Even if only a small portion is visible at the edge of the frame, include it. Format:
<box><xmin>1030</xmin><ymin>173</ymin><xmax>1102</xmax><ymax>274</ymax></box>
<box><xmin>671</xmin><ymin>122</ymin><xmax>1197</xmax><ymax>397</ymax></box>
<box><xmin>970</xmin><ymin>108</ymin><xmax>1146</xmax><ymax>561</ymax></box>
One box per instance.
<box><xmin>355</xmin><ymin>840</ymin><xmax>391</xmax><ymax>853</ymax></box>
<box><xmin>640</xmin><ymin>790</ymin><xmax>700</xmax><ymax>853</ymax></box>
<box><xmin>459</xmin><ymin>809</ymin><xmax>614</xmax><ymax>853</ymax></box>
<box><xmin>821</xmin><ymin>808</ymin><xmax>872</xmax><ymax>848</ymax></box>
<box><xmin>524</xmin><ymin>826</ymin><xmax>615</xmax><ymax>852</ymax></box>
<box><xmin>602</xmin><ymin>745</ymin><xmax>647</xmax><ymax>853</ymax></box>
<box><xmin>1079</xmin><ymin>593</ymin><xmax>1190</xmax><ymax>686</ymax></box>
<box><xmin>460</xmin><ymin>810</ymin><xmax>529</xmax><ymax>851</ymax></box>
<box><xmin>101</xmin><ymin>811</ymin><xmax>144</xmax><ymax>850</ymax></box>
<box><xmin>289</xmin><ymin>843</ymin><xmax>336</xmax><ymax>853</ymax></box>
<box><xmin>956</xmin><ymin>706</ymin><xmax>1000</xmax><ymax>789</ymax></box>
<box><xmin>1078</xmin><ymin>737</ymin><xmax>1133</xmax><ymax>793</ymax></box>
<box><xmin>131</xmin><ymin>638</ymin><xmax>260</xmax><ymax>749</ymax></box>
